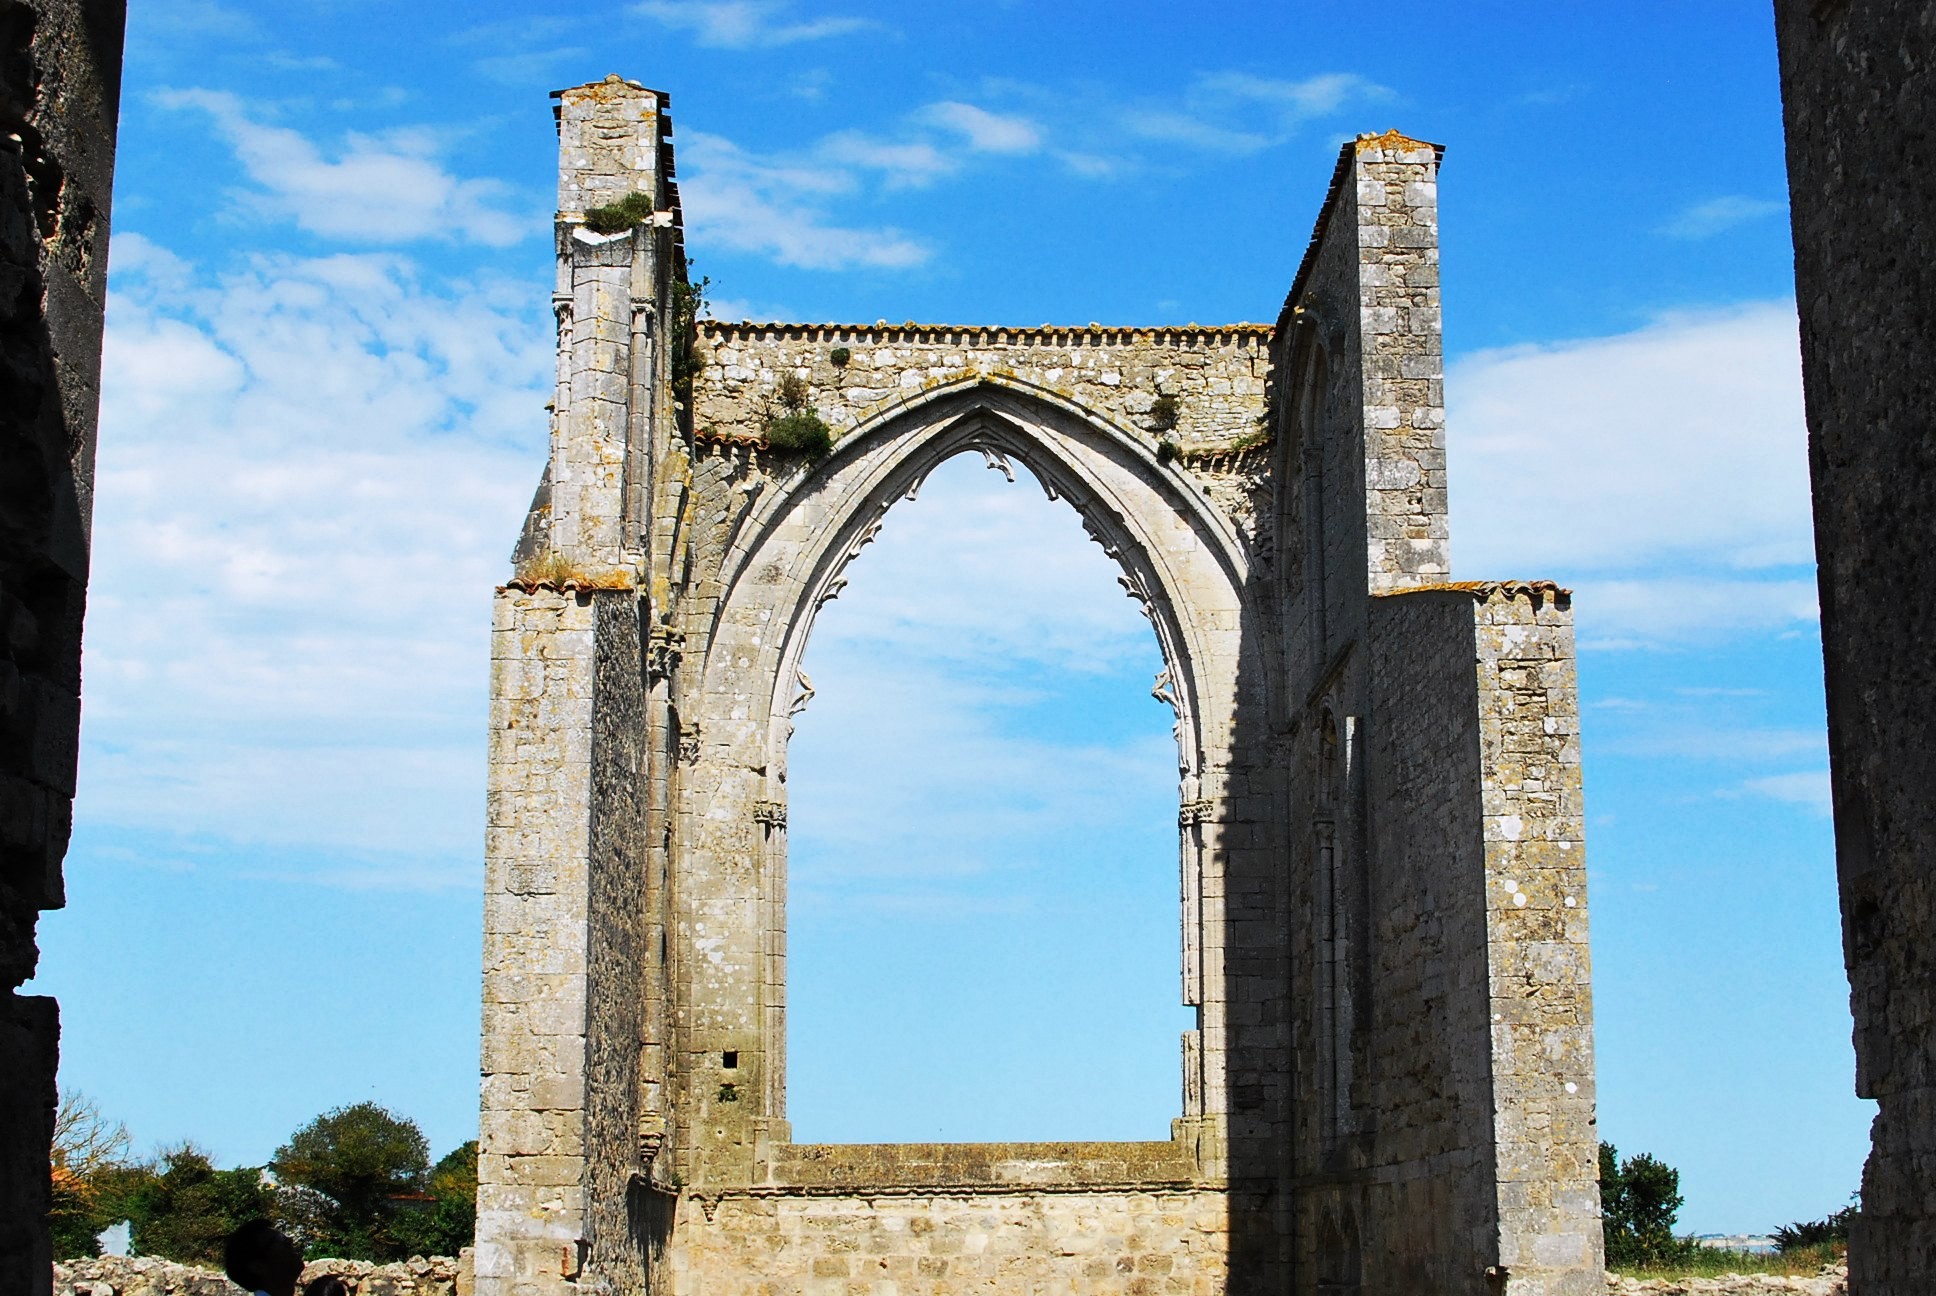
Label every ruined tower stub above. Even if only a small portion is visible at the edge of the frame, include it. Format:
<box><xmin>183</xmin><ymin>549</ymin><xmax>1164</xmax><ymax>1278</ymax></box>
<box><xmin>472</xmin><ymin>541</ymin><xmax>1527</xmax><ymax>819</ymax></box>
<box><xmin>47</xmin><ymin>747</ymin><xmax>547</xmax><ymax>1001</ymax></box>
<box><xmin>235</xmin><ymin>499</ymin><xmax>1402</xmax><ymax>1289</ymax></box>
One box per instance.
<box><xmin>478</xmin><ymin>79</ymin><xmax>1602</xmax><ymax>1296</ymax></box>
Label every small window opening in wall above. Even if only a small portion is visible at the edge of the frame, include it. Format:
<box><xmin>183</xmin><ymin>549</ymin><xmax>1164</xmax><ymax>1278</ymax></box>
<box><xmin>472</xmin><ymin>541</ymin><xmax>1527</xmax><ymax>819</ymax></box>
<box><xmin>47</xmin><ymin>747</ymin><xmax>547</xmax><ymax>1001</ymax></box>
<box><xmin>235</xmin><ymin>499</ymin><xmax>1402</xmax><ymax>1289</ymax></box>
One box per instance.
<box><xmin>721</xmin><ymin>1050</ymin><xmax>738</xmax><ymax>1070</ymax></box>
<box><xmin>786</xmin><ymin>453</ymin><xmax>1193</xmax><ymax>1142</ymax></box>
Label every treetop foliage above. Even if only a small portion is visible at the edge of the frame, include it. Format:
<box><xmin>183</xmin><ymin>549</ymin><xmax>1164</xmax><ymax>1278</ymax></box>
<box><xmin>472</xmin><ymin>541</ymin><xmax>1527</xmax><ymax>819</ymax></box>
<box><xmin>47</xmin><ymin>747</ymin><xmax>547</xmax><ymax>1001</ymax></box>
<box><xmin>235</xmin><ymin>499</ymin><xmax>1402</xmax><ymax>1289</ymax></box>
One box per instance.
<box><xmin>49</xmin><ymin>1092</ymin><xmax>474</xmax><ymax>1264</ymax></box>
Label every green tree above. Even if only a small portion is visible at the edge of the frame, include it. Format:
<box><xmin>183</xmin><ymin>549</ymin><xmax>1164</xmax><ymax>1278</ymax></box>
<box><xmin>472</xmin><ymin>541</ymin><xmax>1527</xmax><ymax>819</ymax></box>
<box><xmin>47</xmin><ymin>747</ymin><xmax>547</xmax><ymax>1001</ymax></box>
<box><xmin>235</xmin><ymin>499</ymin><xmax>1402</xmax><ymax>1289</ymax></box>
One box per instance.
<box><xmin>390</xmin><ymin>1141</ymin><xmax>477</xmax><ymax>1258</ymax></box>
<box><xmin>271</xmin><ymin>1102</ymin><xmax>430</xmax><ymax>1260</ymax></box>
<box><xmin>1599</xmin><ymin>1141</ymin><xmax>1692</xmax><ymax>1268</ymax></box>
<box><xmin>124</xmin><ymin>1145</ymin><xmax>273</xmax><ymax>1264</ymax></box>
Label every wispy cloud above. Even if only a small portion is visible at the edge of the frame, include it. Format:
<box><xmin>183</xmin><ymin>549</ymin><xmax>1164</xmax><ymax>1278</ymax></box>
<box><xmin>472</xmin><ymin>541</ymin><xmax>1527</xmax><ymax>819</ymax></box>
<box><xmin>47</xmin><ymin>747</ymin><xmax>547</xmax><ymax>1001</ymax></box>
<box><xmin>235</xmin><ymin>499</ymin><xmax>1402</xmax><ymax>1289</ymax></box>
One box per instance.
<box><xmin>1450</xmin><ymin>302</ymin><xmax>1816</xmax><ymax>648</ymax></box>
<box><xmin>1660</xmin><ymin>195</ymin><xmax>1786</xmax><ymax>240</ymax></box>
<box><xmin>82</xmin><ymin>233</ymin><xmax>550</xmax><ymax>884</ymax></box>
<box><xmin>1118</xmin><ymin>70</ymin><xmax>1389</xmax><ymax>156</ymax></box>
<box><xmin>631</xmin><ymin>0</ymin><xmax>876</xmax><ymax>48</ymax></box>
<box><xmin>157</xmin><ymin>89</ymin><xmax>534</xmax><ymax>246</ymax></box>
<box><xmin>1451</xmin><ymin>301</ymin><xmax>1811</xmax><ymax>575</ymax></box>
<box><xmin>919</xmin><ymin>101</ymin><xmax>1043</xmax><ymax>155</ymax></box>
<box><xmin>1736</xmin><ymin>770</ymin><xmax>1833</xmax><ymax>815</ymax></box>
<box><xmin>677</xmin><ymin>131</ymin><xmax>931</xmax><ymax>269</ymax></box>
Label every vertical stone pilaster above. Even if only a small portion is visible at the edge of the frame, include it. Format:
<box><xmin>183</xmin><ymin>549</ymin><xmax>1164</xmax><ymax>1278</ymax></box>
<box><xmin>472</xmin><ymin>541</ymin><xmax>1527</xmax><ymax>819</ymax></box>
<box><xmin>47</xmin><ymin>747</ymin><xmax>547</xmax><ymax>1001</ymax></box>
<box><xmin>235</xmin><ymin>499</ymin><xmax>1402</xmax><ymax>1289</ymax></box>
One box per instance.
<box><xmin>1352</xmin><ymin>131</ymin><xmax>1449</xmax><ymax>593</ymax></box>
<box><xmin>478</xmin><ymin>588</ymin><xmax>598</xmax><ymax>1296</ymax></box>
<box><xmin>1474</xmin><ymin>585</ymin><xmax>1601</xmax><ymax>1296</ymax></box>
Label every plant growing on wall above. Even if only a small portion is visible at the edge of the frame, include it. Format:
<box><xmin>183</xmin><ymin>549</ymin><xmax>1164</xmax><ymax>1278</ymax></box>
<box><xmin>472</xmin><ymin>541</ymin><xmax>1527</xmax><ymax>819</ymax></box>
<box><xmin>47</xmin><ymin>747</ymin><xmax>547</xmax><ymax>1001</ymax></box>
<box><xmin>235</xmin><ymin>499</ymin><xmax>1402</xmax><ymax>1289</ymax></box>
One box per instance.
<box><xmin>670</xmin><ymin>271</ymin><xmax>710</xmax><ymax>416</ymax></box>
<box><xmin>581</xmin><ymin>190</ymin><xmax>656</xmax><ymax>234</ymax></box>
<box><xmin>1149</xmin><ymin>393</ymin><xmax>1179</xmax><ymax>432</ymax></box>
<box><xmin>764</xmin><ymin>370</ymin><xmax>833</xmax><ymax>459</ymax></box>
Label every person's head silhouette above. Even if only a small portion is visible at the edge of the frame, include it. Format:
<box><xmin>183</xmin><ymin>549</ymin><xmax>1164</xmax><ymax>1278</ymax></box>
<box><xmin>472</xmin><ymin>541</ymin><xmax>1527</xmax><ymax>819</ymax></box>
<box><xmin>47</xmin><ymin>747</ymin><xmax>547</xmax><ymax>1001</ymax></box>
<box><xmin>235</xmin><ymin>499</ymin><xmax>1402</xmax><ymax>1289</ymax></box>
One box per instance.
<box><xmin>223</xmin><ymin>1219</ymin><xmax>304</xmax><ymax>1296</ymax></box>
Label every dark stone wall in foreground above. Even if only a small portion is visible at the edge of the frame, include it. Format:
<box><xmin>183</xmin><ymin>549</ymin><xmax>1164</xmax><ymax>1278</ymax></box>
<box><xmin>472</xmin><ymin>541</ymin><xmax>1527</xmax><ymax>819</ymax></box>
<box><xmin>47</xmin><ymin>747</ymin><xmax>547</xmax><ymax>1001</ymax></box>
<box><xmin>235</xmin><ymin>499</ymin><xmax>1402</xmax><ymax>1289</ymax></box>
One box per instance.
<box><xmin>0</xmin><ymin>1</ymin><xmax>123</xmax><ymax>1293</ymax></box>
<box><xmin>1775</xmin><ymin>2</ymin><xmax>1936</xmax><ymax>1292</ymax></box>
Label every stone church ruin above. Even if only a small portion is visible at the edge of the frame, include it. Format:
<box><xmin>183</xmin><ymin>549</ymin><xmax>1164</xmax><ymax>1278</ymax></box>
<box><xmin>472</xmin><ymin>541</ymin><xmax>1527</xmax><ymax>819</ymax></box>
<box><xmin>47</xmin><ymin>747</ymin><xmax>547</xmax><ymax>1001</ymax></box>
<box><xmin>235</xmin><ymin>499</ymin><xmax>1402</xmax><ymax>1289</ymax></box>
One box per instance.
<box><xmin>478</xmin><ymin>76</ymin><xmax>1601</xmax><ymax>1295</ymax></box>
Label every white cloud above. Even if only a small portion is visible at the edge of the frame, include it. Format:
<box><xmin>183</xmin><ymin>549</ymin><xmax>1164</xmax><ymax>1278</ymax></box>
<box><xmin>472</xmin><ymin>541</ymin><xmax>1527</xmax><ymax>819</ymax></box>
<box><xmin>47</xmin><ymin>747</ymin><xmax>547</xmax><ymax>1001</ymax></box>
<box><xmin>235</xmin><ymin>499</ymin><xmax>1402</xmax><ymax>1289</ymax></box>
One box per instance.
<box><xmin>1661</xmin><ymin>195</ymin><xmax>1786</xmax><ymax>240</ymax></box>
<box><xmin>157</xmin><ymin>89</ymin><xmax>534</xmax><ymax>246</ymax></box>
<box><xmin>631</xmin><ymin>0</ymin><xmax>874</xmax><ymax>48</ymax></box>
<box><xmin>1195</xmin><ymin>71</ymin><xmax>1389</xmax><ymax>123</ymax></box>
<box><xmin>80</xmin><ymin>234</ymin><xmax>550</xmax><ymax>882</ymax></box>
<box><xmin>1737</xmin><ymin>770</ymin><xmax>1833</xmax><ymax>815</ymax></box>
<box><xmin>817</xmin><ymin>131</ymin><xmax>957</xmax><ymax>188</ymax></box>
<box><xmin>1450</xmin><ymin>302</ymin><xmax>1812</xmax><ymax>576</ymax></box>
<box><xmin>920</xmin><ymin>101</ymin><xmax>1043</xmax><ymax>155</ymax></box>
<box><xmin>1118</xmin><ymin>71</ymin><xmax>1388</xmax><ymax>156</ymax></box>
<box><xmin>1565</xmin><ymin>577</ymin><xmax>1818</xmax><ymax>650</ymax></box>
<box><xmin>1449</xmin><ymin>302</ymin><xmax>1819</xmax><ymax>649</ymax></box>
<box><xmin>676</xmin><ymin>131</ymin><xmax>930</xmax><ymax>269</ymax></box>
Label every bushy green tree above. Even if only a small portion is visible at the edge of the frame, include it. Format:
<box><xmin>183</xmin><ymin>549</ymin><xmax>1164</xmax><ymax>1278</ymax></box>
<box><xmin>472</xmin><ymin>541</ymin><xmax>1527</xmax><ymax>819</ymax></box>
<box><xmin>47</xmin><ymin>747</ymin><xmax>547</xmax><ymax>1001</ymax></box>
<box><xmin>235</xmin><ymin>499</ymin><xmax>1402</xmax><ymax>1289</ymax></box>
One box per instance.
<box><xmin>271</xmin><ymin>1102</ymin><xmax>430</xmax><ymax>1260</ymax></box>
<box><xmin>1599</xmin><ymin>1141</ymin><xmax>1693</xmax><ymax>1268</ymax></box>
<box><xmin>123</xmin><ymin>1145</ymin><xmax>273</xmax><ymax>1263</ymax></box>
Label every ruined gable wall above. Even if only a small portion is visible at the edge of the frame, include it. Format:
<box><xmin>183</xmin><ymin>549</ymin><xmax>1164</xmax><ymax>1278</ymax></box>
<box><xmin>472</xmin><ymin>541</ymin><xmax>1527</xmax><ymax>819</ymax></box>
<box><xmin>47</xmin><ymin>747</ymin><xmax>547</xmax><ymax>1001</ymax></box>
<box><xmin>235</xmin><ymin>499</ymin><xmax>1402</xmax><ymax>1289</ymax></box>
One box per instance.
<box><xmin>1775</xmin><ymin>2</ymin><xmax>1936</xmax><ymax>1290</ymax></box>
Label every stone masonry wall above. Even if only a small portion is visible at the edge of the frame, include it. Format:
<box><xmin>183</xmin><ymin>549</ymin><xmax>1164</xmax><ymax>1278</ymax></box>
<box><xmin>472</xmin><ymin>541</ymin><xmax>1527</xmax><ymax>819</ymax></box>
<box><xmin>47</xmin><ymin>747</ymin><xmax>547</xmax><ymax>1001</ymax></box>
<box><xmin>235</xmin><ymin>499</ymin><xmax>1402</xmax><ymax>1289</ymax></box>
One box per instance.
<box><xmin>1472</xmin><ymin>584</ymin><xmax>1599</xmax><ymax>1295</ymax></box>
<box><xmin>694</xmin><ymin>322</ymin><xmax>1268</xmax><ymax>453</ymax></box>
<box><xmin>692</xmin><ymin>322</ymin><xmax>1277</xmax><ymax>550</ymax></box>
<box><xmin>479</xmin><ymin>587</ymin><xmax>600</xmax><ymax>1293</ymax></box>
<box><xmin>665</xmin><ymin>1189</ymin><xmax>1228</xmax><ymax>1296</ymax></box>
<box><xmin>0</xmin><ymin>3</ymin><xmax>122</xmax><ymax>1295</ymax></box>
<box><xmin>1354</xmin><ymin>587</ymin><xmax>1498</xmax><ymax>1294</ymax></box>
<box><xmin>1349</xmin><ymin>582</ymin><xmax>1598</xmax><ymax>1296</ymax></box>
<box><xmin>1774</xmin><ymin>3</ymin><xmax>1936</xmax><ymax>1291</ymax></box>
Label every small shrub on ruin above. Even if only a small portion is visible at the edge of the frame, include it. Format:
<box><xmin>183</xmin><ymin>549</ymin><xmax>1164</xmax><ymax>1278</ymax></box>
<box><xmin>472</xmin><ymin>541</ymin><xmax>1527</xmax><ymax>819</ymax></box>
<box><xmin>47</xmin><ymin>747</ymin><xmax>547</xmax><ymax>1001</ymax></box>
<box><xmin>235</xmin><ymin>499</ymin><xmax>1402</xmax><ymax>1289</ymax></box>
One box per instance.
<box><xmin>581</xmin><ymin>191</ymin><xmax>656</xmax><ymax>234</ymax></box>
<box><xmin>767</xmin><ymin>410</ymin><xmax>834</xmax><ymax>459</ymax></box>
<box><xmin>1155</xmin><ymin>439</ymin><xmax>1179</xmax><ymax>465</ymax></box>
<box><xmin>829</xmin><ymin>346</ymin><xmax>852</xmax><ymax>367</ymax></box>
<box><xmin>776</xmin><ymin>371</ymin><xmax>811</xmax><ymax>411</ymax></box>
<box><xmin>1149</xmin><ymin>393</ymin><xmax>1179</xmax><ymax>432</ymax></box>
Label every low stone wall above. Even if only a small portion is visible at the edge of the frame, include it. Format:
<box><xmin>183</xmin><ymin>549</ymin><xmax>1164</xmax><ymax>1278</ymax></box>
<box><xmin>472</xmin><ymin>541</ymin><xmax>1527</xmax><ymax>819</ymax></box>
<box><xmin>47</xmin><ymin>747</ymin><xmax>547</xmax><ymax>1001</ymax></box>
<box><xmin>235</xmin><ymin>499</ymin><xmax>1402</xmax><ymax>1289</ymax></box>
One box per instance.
<box><xmin>665</xmin><ymin>1187</ymin><xmax>1227</xmax><ymax>1295</ymax></box>
<box><xmin>53</xmin><ymin>1253</ymin><xmax>468</xmax><ymax>1296</ymax></box>
<box><xmin>1606</xmin><ymin>1264</ymin><xmax>1847</xmax><ymax>1295</ymax></box>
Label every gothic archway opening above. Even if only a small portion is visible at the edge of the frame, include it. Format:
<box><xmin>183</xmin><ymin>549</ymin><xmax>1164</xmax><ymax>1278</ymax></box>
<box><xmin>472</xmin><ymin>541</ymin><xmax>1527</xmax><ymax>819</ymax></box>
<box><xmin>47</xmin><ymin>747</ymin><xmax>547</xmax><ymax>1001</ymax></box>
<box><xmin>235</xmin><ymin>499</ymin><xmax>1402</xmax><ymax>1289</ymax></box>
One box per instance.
<box><xmin>782</xmin><ymin>450</ymin><xmax>1196</xmax><ymax>1142</ymax></box>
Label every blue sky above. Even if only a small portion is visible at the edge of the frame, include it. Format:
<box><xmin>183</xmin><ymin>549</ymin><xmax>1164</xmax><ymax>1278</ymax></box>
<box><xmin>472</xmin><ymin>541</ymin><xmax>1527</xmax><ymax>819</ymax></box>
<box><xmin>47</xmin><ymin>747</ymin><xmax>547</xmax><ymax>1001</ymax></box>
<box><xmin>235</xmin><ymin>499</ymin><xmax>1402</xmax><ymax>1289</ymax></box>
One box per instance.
<box><xmin>28</xmin><ymin>0</ymin><xmax>1864</xmax><ymax>1236</ymax></box>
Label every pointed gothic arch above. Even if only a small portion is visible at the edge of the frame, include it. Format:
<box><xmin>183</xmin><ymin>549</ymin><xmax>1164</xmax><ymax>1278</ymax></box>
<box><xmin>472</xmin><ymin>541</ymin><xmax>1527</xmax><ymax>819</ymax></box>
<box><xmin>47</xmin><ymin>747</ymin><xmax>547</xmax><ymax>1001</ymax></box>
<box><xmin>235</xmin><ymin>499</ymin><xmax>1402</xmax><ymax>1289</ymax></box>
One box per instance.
<box><xmin>680</xmin><ymin>378</ymin><xmax>1264</xmax><ymax>1163</ymax></box>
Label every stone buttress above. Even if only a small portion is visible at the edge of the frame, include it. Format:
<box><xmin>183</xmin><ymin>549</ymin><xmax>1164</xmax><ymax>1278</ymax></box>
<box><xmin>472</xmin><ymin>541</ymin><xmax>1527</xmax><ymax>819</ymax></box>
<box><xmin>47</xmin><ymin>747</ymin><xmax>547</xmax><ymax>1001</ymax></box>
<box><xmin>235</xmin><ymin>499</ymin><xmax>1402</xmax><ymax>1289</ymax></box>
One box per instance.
<box><xmin>478</xmin><ymin>82</ymin><xmax>1603</xmax><ymax>1296</ymax></box>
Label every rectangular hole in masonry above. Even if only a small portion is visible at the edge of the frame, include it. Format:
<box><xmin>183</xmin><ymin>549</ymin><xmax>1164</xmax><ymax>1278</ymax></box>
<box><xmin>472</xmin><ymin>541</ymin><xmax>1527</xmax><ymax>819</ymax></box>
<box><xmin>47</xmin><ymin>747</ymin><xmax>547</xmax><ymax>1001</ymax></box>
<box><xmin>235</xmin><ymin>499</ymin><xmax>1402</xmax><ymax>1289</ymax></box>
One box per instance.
<box><xmin>722</xmin><ymin>1051</ymin><xmax>739</xmax><ymax>1070</ymax></box>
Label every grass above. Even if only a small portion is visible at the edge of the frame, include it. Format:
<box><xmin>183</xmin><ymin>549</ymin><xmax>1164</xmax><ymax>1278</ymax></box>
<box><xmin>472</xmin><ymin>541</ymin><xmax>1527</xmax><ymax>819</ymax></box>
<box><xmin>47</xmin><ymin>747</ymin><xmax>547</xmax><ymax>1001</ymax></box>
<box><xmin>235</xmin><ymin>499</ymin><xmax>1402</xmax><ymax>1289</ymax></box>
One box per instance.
<box><xmin>510</xmin><ymin>550</ymin><xmax>634</xmax><ymax>589</ymax></box>
<box><xmin>1610</xmin><ymin>1242</ymin><xmax>1844</xmax><ymax>1280</ymax></box>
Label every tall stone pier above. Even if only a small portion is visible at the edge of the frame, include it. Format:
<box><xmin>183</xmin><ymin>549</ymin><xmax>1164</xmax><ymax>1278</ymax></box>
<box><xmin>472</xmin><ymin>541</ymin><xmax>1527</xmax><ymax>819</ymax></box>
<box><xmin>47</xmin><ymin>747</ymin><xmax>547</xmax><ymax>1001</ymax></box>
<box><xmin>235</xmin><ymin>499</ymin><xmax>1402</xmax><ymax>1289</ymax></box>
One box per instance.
<box><xmin>478</xmin><ymin>77</ymin><xmax>1603</xmax><ymax>1295</ymax></box>
<box><xmin>1776</xmin><ymin>2</ymin><xmax>1936</xmax><ymax>1290</ymax></box>
<box><xmin>0</xmin><ymin>3</ymin><xmax>124</xmax><ymax>1294</ymax></box>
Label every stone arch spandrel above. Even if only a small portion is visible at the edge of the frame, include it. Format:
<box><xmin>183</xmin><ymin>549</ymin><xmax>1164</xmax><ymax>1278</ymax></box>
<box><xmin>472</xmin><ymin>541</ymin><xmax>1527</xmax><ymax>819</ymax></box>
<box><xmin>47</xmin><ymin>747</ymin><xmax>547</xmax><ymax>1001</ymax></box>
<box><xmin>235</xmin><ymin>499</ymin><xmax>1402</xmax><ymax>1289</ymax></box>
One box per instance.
<box><xmin>673</xmin><ymin>378</ymin><xmax>1263</xmax><ymax>1186</ymax></box>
